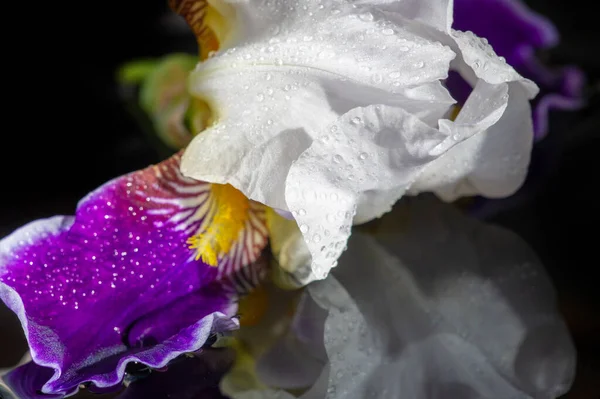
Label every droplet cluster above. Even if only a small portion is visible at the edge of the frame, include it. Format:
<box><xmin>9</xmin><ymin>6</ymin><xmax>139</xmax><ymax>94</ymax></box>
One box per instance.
<box><xmin>0</xmin><ymin>155</ymin><xmax>223</xmax><ymax>344</ymax></box>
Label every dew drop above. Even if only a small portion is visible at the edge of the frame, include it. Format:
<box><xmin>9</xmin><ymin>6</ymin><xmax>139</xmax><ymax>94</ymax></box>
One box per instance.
<box><xmin>359</xmin><ymin>12</ymin><xmax>374</xmax><ymax>21</ymax></box>
<box><xmin>318</xmin><ymin>49</ymin><xmax>336</xmax><ymax>59</ymax></box>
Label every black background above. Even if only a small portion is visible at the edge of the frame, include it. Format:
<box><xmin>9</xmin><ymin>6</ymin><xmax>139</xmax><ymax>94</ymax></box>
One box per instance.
<box><xmin>1</xmin><ymin>0</ymin><xmax>599</xmax><ymax>397</ymax></box>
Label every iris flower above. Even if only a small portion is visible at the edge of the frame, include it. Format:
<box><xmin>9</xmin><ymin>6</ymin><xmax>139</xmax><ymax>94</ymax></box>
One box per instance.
<box><xmin>221</xmin><ymin>197</ymin><xmax>576</xmax><ymax>399</ymax></box>
<box><xmin>0</xmin><ymin>153</ymin><xmax>268</xmax><ymax>395</ymax></box>
<box><xmin>172</xmin><ymin>0</ymin><xmax>539</xmax><ymax>283</ymax></box>
<box><xmin>0</xmin><ymin>0</ymin><xmax>576</xmax><ymax>396</ymax></box>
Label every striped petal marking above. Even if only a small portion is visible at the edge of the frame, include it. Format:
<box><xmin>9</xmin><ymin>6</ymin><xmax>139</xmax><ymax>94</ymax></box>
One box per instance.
<box><xmin>169</xmin><ymin>0</ymin><xmax>232</xmax><ymax>60</ymax></box>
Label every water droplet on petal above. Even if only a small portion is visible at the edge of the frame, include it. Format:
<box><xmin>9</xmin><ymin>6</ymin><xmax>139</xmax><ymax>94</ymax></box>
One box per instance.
<box><xmin>371</xmin><ymin>73</ymin><xmax>383</xmax><ymax>83</ymax></box>
<box><xmin>359</xmin><ymin>12</ymin><xmax>374</xmax><ymax>21</ymax></box>
<box><xmin>318</xmin><ymin>49</ymin><xmax>336</xmax><ymax>59</ymax></box>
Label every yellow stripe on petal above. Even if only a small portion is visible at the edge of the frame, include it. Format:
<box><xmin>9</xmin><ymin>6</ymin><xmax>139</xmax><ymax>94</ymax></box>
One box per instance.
<box><xmin>169</xmin><ymin>0</ymin><xmax>235</xmax><ymax>60</ymax></box>
<box><xmin>187</xmin><ymin>183</ymin><xmax>251</xmax><ymax>266</ymax></box>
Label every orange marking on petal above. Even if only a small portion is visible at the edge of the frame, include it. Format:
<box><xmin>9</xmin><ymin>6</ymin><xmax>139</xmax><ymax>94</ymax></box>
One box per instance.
<box><xmin>169</xmin><ymin>0</ymin><xmax>222</xmax><ymax>60</ymax></box>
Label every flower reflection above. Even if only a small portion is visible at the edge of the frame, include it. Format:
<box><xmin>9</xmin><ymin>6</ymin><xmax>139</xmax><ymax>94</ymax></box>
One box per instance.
<box><xmin>229</xmin><ymin>196</ymin><xmax>575</xmax><ymax>399</ymax></box>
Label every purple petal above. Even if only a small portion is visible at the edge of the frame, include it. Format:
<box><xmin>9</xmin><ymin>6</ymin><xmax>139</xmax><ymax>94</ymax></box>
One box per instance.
<box><xmin>1</xmin><ymin>362</ymin><xmax>74</xmax><ymax>399</ymax></box>
<box><xmin>454</xmin><ymin>0</ymin><xmax>558</xmax><ymax>57</ymax></box>
<box><xmin>452</xmin><ymin>0</ymin><xmax>585</xmax><ymax>139</ymax></box>
<box><xmin>0</xmin><ymin>153</ymin><xmax>268</xmax><ymax>395</ymax></box>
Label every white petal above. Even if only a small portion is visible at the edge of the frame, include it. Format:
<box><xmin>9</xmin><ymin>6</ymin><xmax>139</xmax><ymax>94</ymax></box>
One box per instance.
<box><xmin>285</xmin><ymin>104</ymin><xmax>461</xmax><ymax>280</ymax></box>
<box><xmin>450</xmin><ymin>29</ymin><xmax>538</xmax><ymax>96</ymax></box>
<box><xmin>410</xmin><ymin>81</ymin><xmax>533</xmax><ymax>200</ymax></box>
<box><xmin>181</xmin><ymin>4</ymin><xmax>456</xmax><ymax>208</ymax></box>
<box><xmin>355</xmin><ymin>0</ymin><xmax>453</xmax><ymax>32</ymax></box>
<box><xmin>400</xmin><ymin>26</ymin><xmax>538</xmax><ymax>201</ymax></box>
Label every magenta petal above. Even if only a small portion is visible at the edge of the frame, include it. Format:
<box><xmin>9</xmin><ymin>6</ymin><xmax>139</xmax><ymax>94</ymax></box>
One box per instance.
<box><xmin>453</xmin><ymin>0</ymin><xmax>585</xmax><ymax>139</ymax></box>
<box><xmin>0</xmin><ymin>153</ymin><xmax>267</xmax><ymax>395</ymax></box>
